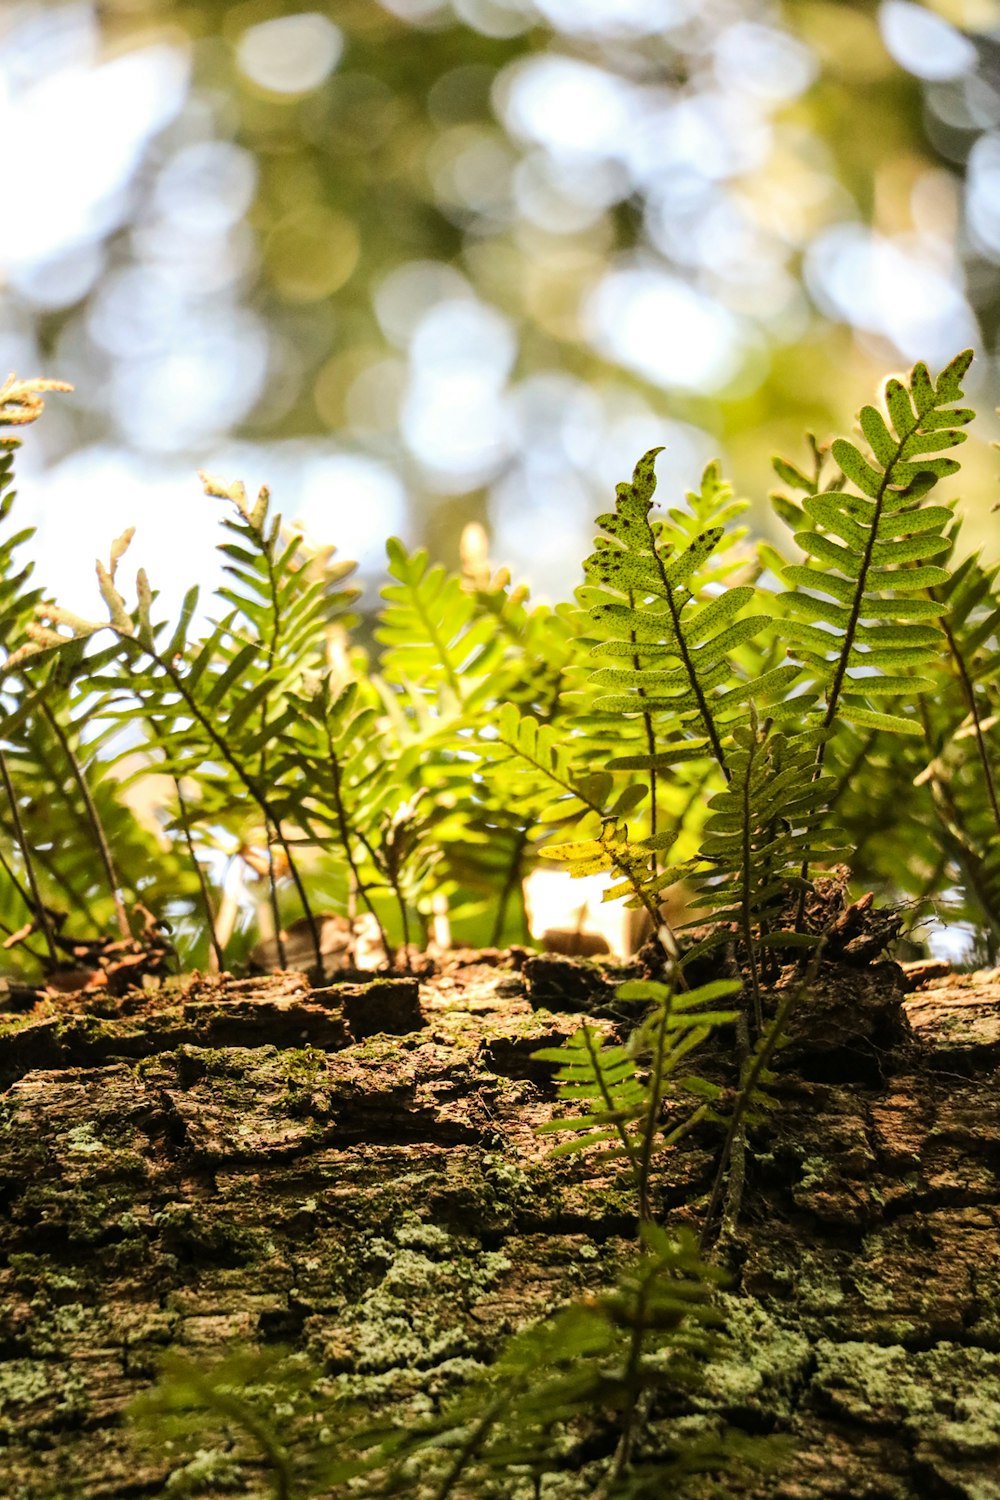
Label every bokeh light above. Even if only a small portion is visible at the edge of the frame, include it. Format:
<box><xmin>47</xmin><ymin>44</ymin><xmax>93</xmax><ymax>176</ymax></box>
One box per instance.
<box><xmin>0</xmin><ymin>0</ymin><xmax>996</xmax><ymax>619</ymax></box>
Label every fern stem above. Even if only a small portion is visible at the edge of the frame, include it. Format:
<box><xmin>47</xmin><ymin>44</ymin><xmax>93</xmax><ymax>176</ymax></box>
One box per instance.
<box><xmin>413</xmin><ymin>575</ymin><xmax>464</xmax><ymax>702</ymax></box>
<box><xmin>256</xmin><ymin>511</ymin><xmax>320</xmax><ymax>977</ymax></box>
<box><xmin>0</xmin><ymin>805</ymin><xmax>98</xmax><ymax>928</ymax></box>
<box><xmin>822</xmin><ymin>480</ymin><xmax>905</xmax><ymax>734</ymax></box>
<box><xmin>938</xmin><ymin>612</ymin><xmax>1000</xmax><ymax>842</ymax></box>
<box><xmin>393</xmin><ymin>874</ymin><xmax>413</xmax><ymax>969</ymax></box>
<box><xmin>490</xmin><ymin>826</ymin><xmax>530</xmax><ymax>948</ymax></box>
<box><xmin>740</xmin><ymin>725</ymin><xmax>763</xmax><ymax>1033</ymax></box>
<box><xmin>918</xmin><ymin>699</ymin><xmax>1000</xmax><ymax>951</ymax></box>
<box><xmin>321</xmin><ymin>719</ymin><xmax>393</xmax><ymax>966</ymax></box>
<box><xmin>0</xmin><ymin>821</ymin><xmax>44</xmax><ymax>912</ymax></box>
<box><xmin>352</xmin><ymin>824</ymin><xmax>411</xmax><ymax>971</ymax></box>
<box><xmin>581</xmin><ymin>1022</ymin><xmax>643</xmax><ymax>1184</ymax></box>
<box><xmin>184</xmin><ymin>1378</ymin><xmax>295</xmax><ymax>1500</ymax></box>
<box><xmin>720</xmin><ymin>1014</ymin><xmax>750</xmax><ymax>1240</ymax></box>
<box><xmin>635</xmin><ymin>987</ymin><xmax>673</xmax><ymax>1225</ymax></box>
<box><xmin>427</xmin><ymin>1392</ymin><xmax>510</xmax><ymax>1500</ymax></box>
<box><xmin>0</xmin><ymin>838</ymin><xmax>48</xmax><ymax>965</ymax></box>
<box><xmin>172</xmin><ymin>775</ymin><xmax>226</xmax><ymax>972</ymax></box>
<box><xmin>796</xmin><ymin>408</ymin><xmax>923</xmax><ymax>927</ymax></box>
<box><xmin>263</xmin><ymin>819</ymin><xmax>288</xmax><ymax>972</ymax></box>
<box><xmin>0</xmin><ymin>745</ymin><xmax>58</xmax><ymax>966</ymax></box>
<box><xmin>594</xmin><ymin>1279</ymin><xmax>653</xmax><ymax>1500</ymax></box>
<box><xmin>125</xmin><ymin>639</ymin><xmax>323</xmax><ymax>977</ymax></box>
<box><xmin>37</xmin><ymin>698</ymin><xmax>132</xmax><ymax>940</ymax></box>
<box><xmin>497</xmin><ymin>729</ymin><xmax>679</xmax><ymax>971</ymax></box>
<box><xmin>699</xmin><ymin>946</ymin><xmax>824</xmax><ymax>1251</ymax></box>
<box><xmin>628</xmin><ymin>588</ymin><xmax>659</xmax><ymax>847</ymax></box>
<box><xmin>1</xmin><ymin>724</ymin><xmax>104</xmax><ymax>924</ymax></box>
<box><xmin>646</xmin><ymin>526</ymin><xmax>728</xmax><ymax>778</ymax></box>
<box><xmin>605</xmin><ymin>1340</ymin><xmax>645</xmax><ymax>1492</ymax></box>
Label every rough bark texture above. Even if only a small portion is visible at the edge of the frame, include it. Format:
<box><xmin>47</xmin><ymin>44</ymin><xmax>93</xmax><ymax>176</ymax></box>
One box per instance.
<box><xmin>1</xmin><ymin>953</ymin><xmax>999</xmax><ymax>1499</ymax></box>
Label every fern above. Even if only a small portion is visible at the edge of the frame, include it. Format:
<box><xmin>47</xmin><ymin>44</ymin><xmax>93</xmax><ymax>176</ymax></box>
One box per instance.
<box><xmin>909</xmin><ymin>535</ymin><xmax>1000</xmax><ymax>950</ymax></box>
<box><xmin>13</xmin><ymin>480</ymin><xmax>359</xmax><ymax>971</ymax></box>
<box><xmin>377</xmin><ymin>538</ymin><xmax>590</xmax><ymax>945</ymax></box>
<box><xmin>698</xmin><ymin>946</ymin><xmax>826</xmax><ymax>1250</ymax></box>
<box><xmin>579</xmin><ymin>452</ymin><xmax>795</xmax><ymax>788</ymax></box>
<box><xmin>931</xmin><ymin>539</ymin><xmax>1000</xmax><ymax>827</ymax></box>
<box><xmin>0</xmin><ymin>377</ymin><xmax>79</xmax><ymax>967</ymax></box>
<box><xmin>376</xmin><ymin>536</ymin><xmax>509</xmax><ymax>722</ymax></box>
<box><xmin>479</xmin><ymin>702</ymin><xmax>688</xmax><ymax>942</ymax></box>
<box><xmin>778</xmin><ymin>350</ymin><xmax>972</xmax><ymax>738</ymax></box>
<box><xmin>688</xmin><ymin>706</ymin><xmax>847</xmax><ymax>1025</ymax></box>
<box><xmin>788</xmin><ymin>502</ymin><xmax>1000</xmax><ymax>953</ymax></box>
<box><xmin>534</xmin><ymin>977</ymin><xmax>740</xmax><ymax>1220</ymax></box>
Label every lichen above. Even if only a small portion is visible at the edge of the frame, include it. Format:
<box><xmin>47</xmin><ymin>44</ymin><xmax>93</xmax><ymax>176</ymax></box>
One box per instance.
<box><xmin>700</xmin><ymin>1297</ymin><xmax>812</xmax><ymax>1417</ymax></box>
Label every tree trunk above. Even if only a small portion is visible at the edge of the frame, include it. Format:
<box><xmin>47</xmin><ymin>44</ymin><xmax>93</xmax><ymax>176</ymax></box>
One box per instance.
<box><xmin>1</xmin><ymin>953</ymin><xmax>998</xmax><ymax>1498</ymax></box>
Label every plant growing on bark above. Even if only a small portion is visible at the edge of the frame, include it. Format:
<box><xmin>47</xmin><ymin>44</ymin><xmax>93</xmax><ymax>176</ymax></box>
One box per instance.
<box><xmin>2</xmin><ymin>349</ymin><xmax>999</xmax><ymax>1497</ymax></box>
<box><xmin>2</xmin><ymin>349</ymin><xmax>995</xmax><ymax>980</ymax></box>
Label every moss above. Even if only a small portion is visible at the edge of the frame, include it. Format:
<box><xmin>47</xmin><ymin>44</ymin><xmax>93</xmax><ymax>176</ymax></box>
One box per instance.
<box><xmin>277</xmin><ymin>1045</ymin><xmax>328</xmax><ymax>1087</ymax></box>
<box><xmin>63</xmin><ymin>1123</ymin><xmax>106</xmax><ymax>1155</ymax></box>
<box><xmin>154</xmin><ymin>1204</ymin><xmax>268</xmax><ymax>1264</ymax></box>
<box><xmin>0</xmin><ymin>1359</ymin><xmax>53</xmax><ymax>1412</ymax></box>
<box><xmin>7</xmin><ymin>1254</ymin><xmax>86</xmax><ymax>1295</ymax></box>
<box><xmin>481</xmin><ymin>1152</ymin><xmax>533</xmax><ymax>1212</ymax></box>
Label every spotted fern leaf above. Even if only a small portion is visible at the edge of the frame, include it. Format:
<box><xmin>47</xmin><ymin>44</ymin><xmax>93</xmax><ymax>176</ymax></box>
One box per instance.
<box><xmin>779</xmin><ymin>350</ymin><xmax>973</xmax><ymax>738</ymax></box>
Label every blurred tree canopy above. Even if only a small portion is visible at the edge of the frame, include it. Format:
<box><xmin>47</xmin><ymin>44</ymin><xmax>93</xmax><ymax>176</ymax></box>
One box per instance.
<box><xmin>3</xmin><ymin>0</ymin><xmax>999</xmax><ymax>592</ymax></box>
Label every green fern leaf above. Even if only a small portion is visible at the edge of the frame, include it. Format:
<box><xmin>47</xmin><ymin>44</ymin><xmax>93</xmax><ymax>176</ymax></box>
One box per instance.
<box><xmin>780</xmin><ymin>350</ymin><xmax>973</xmax><ymax>736</ymax></box>
<box><xmin>581</xmin><ymin>452</ymin><xmax>779</xmax><ymax>781</ymax></box>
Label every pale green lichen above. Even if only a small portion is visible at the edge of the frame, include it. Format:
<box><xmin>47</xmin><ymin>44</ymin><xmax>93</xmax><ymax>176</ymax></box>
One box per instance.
<box><xmin>700</xmin><ymin>1298</ymin><xmax>812</xmax><ymax>1417</ymax></box>
<box><xmin>163</xmin><ymin>1446</ymin><xmax>246</xmax><ymax>1494</ymax></box>
<box><xmin>322</xmin><ymin>1213</ymin><xmax>511</xmax><ymax>1377</ymax></box>
<box><xmin>812</xmin><ymin>1338</ymin><xmax>1000</xmax><ymax>1474</ymax></box>
<box><xmin>63</xmin><ymin>1122</ymin><xmax>106</xmax><ymax>1154</ymax></box>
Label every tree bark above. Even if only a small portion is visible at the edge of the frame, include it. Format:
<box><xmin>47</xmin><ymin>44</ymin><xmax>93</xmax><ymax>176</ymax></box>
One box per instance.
<box><xmin>0</xmin><ymin>953</ymin><xmax>998</xmax><ymax>1498</ymax></box>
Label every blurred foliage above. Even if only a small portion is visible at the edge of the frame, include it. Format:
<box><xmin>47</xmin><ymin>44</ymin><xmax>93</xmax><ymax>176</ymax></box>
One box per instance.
<box><xmin>6</xmin><ymin>0</ymin><xmax>999</xmax><ymax>582</ymax></box>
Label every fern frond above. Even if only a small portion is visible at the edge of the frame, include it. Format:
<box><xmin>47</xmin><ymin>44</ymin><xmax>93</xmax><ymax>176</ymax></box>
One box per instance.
<box><xmin>0</xmin><ymin>454</ymin><xmax>42</xmax><ymax>666</ymax></box>
<box><xmin>13</xmin><ymin>484</ymin><xmax>361</xmax><ymax>969</ymax></box>
<box><xmin>534</xmin><ymin>978</ymin><xmax>740</xmax><ymax>1218</ymax></box>
<box><xmin>932</xmin><ymin>538</ymin><xmax>1000</xmax><ymax>837</ymax></box>
<box><xmin>581</xmin><ymin>450</ymin><xmax>791</xmax><ymax>782</ymax></box>
<box><xmin>657</xmin><ymin>460</ymin><xmax>753</xmax><ymax>588</ymax></box>
<box><xmin>545</xmin><ymin>822</ymin><xmax>699</xmax><ymax>913</ymax></box>
<box><xmin>481</xmin><ymin>703</ymin><xmax>683</xmax><ymax>933</ymax></box>
<box><xmin>779</xmin><ymin>350</ymin><xmax>973</xmax><ymax>737</ymax></box>
<box><xmin>483</xmin><ymin>702</ymin><xmax>613</xmax><ymax>828</ymax></box>
<box><xmin>377</xmin><ymin>537</ymin><xmax>508</xmax><ymax>719</ymax></box>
